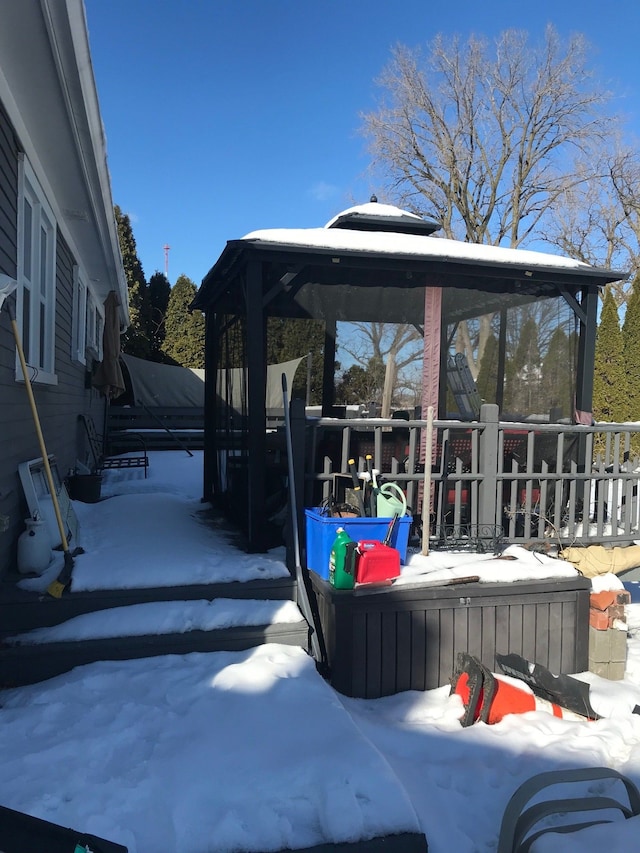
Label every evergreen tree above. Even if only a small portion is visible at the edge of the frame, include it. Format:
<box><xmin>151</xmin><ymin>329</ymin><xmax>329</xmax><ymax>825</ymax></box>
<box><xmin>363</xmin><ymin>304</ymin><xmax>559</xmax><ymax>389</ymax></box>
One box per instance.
<box><xmin>162</xmin><ymin>274</ymin><xmax>205</xmax><ymax>368</ymax></box>
<box><xmin>266</xmin><ymin>318</ymin><xmax>325</xmax><ymax>404</ymax></box>
<box><xmin>623</xmin><ymin>277</ymin><xmax>640</xmax><ymax>423</ymax></box>
<box><xmin>148</xmin><ymin>272</ymin><xmax>172</xmax><ymax>362</ymax></box>
<box><xmin>504</xmin><ymin>318</ymin><xmax>541</xmax><ymax>415</ymax></box>
<box><xmin>593</xmin><ymin>288</ymin><xmax>629</xmax><ymax>423</ymax></box>
<box><xmin>541</xmin><ymin>328</ymin><xmax>574</xmax><ymax>420</ymax></box>
<box><xmin>476</xmin><ymin>333</ymin><xmax>499</xmax><ymax>405</ymax></box>
<box><xmin>115</xmin><ymin>205</ymin><xmax>151</xmax><ymax>358</ymax></box>
<box><xmin>335</xmin><ymin>356</ymin><xmax>386</xmax><ymax>406</ymax></box>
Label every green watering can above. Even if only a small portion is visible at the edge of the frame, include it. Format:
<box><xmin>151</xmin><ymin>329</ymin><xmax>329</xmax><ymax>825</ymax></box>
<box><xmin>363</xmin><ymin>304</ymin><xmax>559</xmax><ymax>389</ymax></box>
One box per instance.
<box><xmin>376</xmin><ymin>482</ymin><xmax>407</xmax><ymax>518</ymax></box>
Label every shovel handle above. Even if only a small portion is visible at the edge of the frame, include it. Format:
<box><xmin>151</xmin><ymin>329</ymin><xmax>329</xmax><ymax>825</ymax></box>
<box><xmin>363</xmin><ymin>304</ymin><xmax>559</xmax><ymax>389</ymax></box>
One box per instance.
<box><xmin>348</xmin><ymin>458</ymin><xmax>366</xmax><ymax>516</ymax></box>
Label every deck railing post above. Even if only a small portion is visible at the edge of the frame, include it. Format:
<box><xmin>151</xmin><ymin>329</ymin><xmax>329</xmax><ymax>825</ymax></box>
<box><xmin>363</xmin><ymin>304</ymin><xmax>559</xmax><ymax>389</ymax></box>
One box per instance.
<box><xmin>289</xmin><ymin>396</ymin><xmax>307</xmax><ymax>572</ymax></box>
<box><xmin>478</xmin><ymin>404</ymin><xmax>499</xmax><ymax>531</ymax></box>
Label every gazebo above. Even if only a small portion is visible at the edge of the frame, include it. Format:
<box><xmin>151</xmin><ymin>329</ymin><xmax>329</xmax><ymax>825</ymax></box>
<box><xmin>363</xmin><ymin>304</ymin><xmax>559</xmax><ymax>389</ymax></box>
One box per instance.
<box><xmin>191</xmin><ymin>201</ymin><xmax>625</xmax><ymax>552</ymax></box>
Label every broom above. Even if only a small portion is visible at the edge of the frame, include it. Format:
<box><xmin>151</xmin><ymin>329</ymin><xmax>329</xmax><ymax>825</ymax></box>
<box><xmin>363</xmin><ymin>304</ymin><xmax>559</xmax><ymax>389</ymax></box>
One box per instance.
<box><xmin>0</xmin><ymin>275</ymin><xmax>76</xmax><ymax>597</ymax></box>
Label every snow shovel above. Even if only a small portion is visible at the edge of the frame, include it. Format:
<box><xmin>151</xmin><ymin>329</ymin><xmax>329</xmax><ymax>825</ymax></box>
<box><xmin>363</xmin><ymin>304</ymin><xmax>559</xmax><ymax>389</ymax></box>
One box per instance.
<box><xmin>282</xmin><ymin>374</ymin><xmax>325</xmax><ymax>667</ymax></box>
<box><xmin>0</xmin><ymin>276</ymin><xmax>76</xmax><ymax>597</ymax></box>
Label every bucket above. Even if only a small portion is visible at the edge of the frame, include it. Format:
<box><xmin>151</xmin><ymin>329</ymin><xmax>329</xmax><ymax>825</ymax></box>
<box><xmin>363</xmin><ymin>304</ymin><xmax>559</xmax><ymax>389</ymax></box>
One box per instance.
<box><xmin>376</xmin><ymin>482</ymin><xmax>407</xmax><ymax>518</ymax></box>
<box><xmin>68</xmin><ymin>473</ymin><xmax>102</xmax><ymax>503</ymax></box>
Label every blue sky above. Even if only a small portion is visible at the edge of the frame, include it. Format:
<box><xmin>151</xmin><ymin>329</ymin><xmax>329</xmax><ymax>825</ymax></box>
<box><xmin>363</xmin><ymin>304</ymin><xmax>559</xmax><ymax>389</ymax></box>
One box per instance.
<box><xmin>84</xmin><ymin>0</ymin><xmax>640</xmax><ymax>288</ymax></box>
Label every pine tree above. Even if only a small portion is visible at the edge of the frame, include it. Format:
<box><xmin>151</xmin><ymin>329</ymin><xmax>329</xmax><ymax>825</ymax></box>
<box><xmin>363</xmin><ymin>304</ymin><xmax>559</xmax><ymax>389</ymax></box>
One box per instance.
<box><xmin>541</xmin><ymin>328</ymin><xmax>574</xmax><ymax>420</ymax></box>
<box><xmin>623</xmin><ymin>277</ymin><xmax>640</xmax><ymax>423</ymax></box>
<box><xmin>593</xmin><ymin>288</ymin><xmax>629</xmax><ymax>423</ymax></box>
<box><xmin>148</xmin><ymin>272</ymin><xmax>171</xmax><ymax>362</ymax></box>
<box><xmin>335</xmin><ymin>357</ymin><xmax>386</xmax><ymax>406</ymax></box>
<box><xmin>266</xmin><ymin>318</ymin><xmax>325</xmax><ymax>403</ymax></box>
<box><xmin>622</xmin><ymin>277</ymin><xmax>640</xmax><ymax>455</ymax></box>
<box><xmin>504</xmin><ymin>318</ymin><xmax>541</xmax><ymax>415</ymax></box>
<box><xmin>476</xmin><ymin>333</ymin><xmax>499</xmax><ymax>405</ymax></box>
<box><xmin>162</xmin><ymin>274</ymin><xmax>205</xmax><ymax>368</ymax></box>
<box><xmin>115</xmin><ymin>205</ymin><xmax>151</xmax><ymax>358</ymax></box>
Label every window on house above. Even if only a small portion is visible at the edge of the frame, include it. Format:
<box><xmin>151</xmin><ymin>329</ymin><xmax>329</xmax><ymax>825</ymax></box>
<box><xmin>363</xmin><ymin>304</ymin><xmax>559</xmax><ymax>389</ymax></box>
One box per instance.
<box><xmin>72</xmin><ymin>266</ymin><xmax>87</xmax><ymax>363</ymax></box>
<box><xmin>72</xmin><ymin>267</ymin><xmax>104</xmax><ymax>364</ymax></box>
<box><xmin>17</xmin><ymin>156</ymin><xmax>56</xmax><ymax>383</ymax></box>
<box><xmin>86</xmin><ymin>290</ymin><xmax>104</xmax><ymax>360</ymax></box>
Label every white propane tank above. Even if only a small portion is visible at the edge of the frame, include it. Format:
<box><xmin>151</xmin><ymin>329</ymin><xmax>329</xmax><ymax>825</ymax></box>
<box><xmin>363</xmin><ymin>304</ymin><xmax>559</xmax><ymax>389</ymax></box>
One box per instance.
<box><xmin>17</xmin><ymin>517</ymin><xmax>52</xmax><ymax>575</ymax></box>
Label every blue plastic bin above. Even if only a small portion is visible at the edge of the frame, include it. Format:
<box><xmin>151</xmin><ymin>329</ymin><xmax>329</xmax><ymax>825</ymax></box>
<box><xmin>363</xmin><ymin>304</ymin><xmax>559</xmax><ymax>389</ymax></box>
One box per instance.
<box><xmin>304</xmin><ymin>508</ymin><xmax>412</xmax><ymax>579</ymax></box>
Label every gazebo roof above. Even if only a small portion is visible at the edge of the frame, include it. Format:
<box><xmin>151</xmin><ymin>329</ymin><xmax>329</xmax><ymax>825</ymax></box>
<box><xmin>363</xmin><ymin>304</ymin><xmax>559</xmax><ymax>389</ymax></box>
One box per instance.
<box><xmin>193</xmin><ymin>204</ymin><xmax>627</xmax><ymax>324</ymax></box>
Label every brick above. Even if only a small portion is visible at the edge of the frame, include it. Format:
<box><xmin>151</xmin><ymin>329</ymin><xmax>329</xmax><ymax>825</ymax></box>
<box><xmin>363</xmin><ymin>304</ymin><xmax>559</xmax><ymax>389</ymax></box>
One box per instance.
<box><xmin>590</xmin><ymin>591</ymin><xmax>618</xmax><ymax>611</ymax></box>
<box><xmin>609</xmin><ymin>628</ymin><xmax>628</xmax><ymax>663</ymax></box>
<box><xmin>588</xmin><ymin>625</ymin><xmax>628</xmax><ymax>664</ymax></box>
<box><xmin>590</xmin><ymin>660</ymin><xmax>627</xmax><ymax>680</ymax></box>
<box><xmin>589</xmin><ymin>660</ymin><xmax>611</xmax><ymax>678</ymax></box>
<box><xmin>607</xmin><ymin>662</ymin><xmax>627</xmax><ymax>680</ymax></box>
<box><xmin>607</xmin><ymin>604</ymin><xmax>626</xmax><ymax>621</ymax></box>
<box><xmin>616</xmin><ymin>590</ymin><xmax>631</xmax><ymax>605</ymax></box>
<box><xmin>589</xmin><ymin>626</ymin><xmax>611</xmax><ymax>660</ymax></box>
<box><xmin>589</xmin><ymin>609</ymin><xmax>610</xmax><ymax>630</ymax></box>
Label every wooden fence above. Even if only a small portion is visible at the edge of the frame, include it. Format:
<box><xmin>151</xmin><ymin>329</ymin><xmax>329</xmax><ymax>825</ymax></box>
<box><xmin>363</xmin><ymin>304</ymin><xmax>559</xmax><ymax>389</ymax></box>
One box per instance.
<box><xmin>293</xmin><ymin>403</ymin><xmax>640</xmax><ymax>549</ymax></box>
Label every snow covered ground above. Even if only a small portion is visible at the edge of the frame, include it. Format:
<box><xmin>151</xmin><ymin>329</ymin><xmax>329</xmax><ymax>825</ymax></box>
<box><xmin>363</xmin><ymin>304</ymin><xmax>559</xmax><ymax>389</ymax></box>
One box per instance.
<box><xmin>5</xmin><ymin>451</ymin><xmax>640</xmax><ymax>853</ymax></box>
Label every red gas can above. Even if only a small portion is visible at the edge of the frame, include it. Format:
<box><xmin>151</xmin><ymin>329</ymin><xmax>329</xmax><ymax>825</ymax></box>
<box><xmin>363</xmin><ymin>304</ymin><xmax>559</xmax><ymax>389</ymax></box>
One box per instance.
<box><xmin>355</xmin><ymin>540</ymin><xmax>400</xmax><ymax>585</ymax></box>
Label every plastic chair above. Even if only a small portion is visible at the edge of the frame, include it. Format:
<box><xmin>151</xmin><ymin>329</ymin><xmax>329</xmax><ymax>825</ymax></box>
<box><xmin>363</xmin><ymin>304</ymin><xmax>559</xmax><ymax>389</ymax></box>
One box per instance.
<box><xmin>497</xmin><ymin>767</ymin><xmax>640</xmax><ymax>852</ymax></box>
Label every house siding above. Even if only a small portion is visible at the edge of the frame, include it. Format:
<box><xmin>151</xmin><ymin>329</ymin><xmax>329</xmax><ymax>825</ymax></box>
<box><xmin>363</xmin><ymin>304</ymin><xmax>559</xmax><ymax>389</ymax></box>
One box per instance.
<box><xmin>0</xmin><ymin>101</ymin><xmax>104</xmax><ymax>578</ymax></box>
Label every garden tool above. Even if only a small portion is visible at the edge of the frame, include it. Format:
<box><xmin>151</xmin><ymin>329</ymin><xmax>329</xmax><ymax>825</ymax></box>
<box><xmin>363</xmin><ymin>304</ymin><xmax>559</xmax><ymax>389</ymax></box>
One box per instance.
<box><xmin>0</xmin><ymin>275</ymin><xmax>76</xmax><ymax>597</ymax></box>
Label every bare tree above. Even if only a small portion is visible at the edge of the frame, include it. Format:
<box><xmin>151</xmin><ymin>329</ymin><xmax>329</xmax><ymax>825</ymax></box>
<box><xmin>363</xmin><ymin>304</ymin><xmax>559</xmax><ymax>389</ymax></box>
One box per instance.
<box><xmin>338</xmin><ymin>322</ymin><xmax>422</xmax><ymax>416</ymax></box>
<box><xmin>362</xmin><ymin>27</ymin><xmax>616</xmax><ymax>250</ymax></box>
<box><xmin>358</xmin><ymin>26</ymin><xmax>637</xmax><ymax>385</ymax></box>
<box><xmin>541</xmin><ymin>146</ymin><xmax>640</xmax><ymax>305</ymax></box>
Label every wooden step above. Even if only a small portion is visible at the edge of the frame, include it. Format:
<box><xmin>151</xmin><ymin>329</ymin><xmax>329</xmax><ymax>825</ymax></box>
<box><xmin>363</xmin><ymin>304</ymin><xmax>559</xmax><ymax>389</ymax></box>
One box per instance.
<box><xmin>0</xmin><ymin>621</ymin><xmax>311</xmax><ymax>687</ymax></box>
<box><xmin>0</xmin><ymin>576</ymin><xmax>298</xmax><ymax>633</ymax></box>
<box><xmin>1</xmin><ymin>598</ymin><xmax>310</xmax><ymax>686</ymax></box>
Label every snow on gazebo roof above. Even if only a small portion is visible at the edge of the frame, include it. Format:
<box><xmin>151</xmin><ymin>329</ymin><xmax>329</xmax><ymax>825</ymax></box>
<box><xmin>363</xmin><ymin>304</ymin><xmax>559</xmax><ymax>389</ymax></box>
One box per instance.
<box><xmin>241</xmin><ymin>220</ymin><xmax>612</xmax><ymax>277</ymax></box>
<box><xmin>324</xmin><ymin>200</ymin><xmax>441</xmax><ymax>237</ymax></box>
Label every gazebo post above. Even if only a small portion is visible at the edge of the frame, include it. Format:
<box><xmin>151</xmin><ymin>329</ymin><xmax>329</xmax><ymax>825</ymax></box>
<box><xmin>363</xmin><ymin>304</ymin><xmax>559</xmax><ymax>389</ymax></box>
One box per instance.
<box><xmin>321</xmin><ymin>315</ymin><xmax>337</xmax><ymax>417</ymax></box>
<box><xmin>202</xmin><ymin>310</ymin><xmax>218</xmax><ymax>504</ymax></box>
<box><xmin>246</xmin><ymin>259</ymin><xmax>268</xmax><ymax>551</ymax></box>
<box><xmin>575</xmin><ymin>285</ymin><xmax>599</xmax><ymax>422</ymax></box>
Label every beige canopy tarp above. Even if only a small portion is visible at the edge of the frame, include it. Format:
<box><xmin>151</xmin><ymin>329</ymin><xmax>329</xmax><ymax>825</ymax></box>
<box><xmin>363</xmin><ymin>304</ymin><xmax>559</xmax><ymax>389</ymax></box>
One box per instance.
<box><xmin>120</xmin><ymin>353</ymin><xmax>303</xmax><ymax>409</ymax></box>
<box><xmin>561</xmin><ymin>544</ymin><xmax>640</xmax><ymax>578</ymax></box>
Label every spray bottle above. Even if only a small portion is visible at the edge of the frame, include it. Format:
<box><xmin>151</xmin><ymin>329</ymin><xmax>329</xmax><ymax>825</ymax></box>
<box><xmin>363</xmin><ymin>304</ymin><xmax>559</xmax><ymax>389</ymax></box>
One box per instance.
<box><xmin>329</xmin><ymin>527</ymin><xmax>356</xmax><ymax>589</ymax></box>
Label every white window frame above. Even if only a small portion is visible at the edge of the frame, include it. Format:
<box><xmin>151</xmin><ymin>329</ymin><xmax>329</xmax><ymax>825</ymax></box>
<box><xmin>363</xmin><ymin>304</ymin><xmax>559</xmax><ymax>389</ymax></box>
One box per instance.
<box><xmin>16</xmin><ymin>155</ymin><xmax>57</xmax><ymax>384</ymax></box>
<box><xmin>72</xmin><ymin>267</ymin><xmax>104</xmax><ymax>364</ymax></box>
<box><xmin>85</xmin><ymin>289</ymin><xmax>104</xmax><ymax>361</ymax></box>
<box><xmin>71</xmin><ymin>265</ymin><xmax>87</xmax><ymax>364</ymax></box>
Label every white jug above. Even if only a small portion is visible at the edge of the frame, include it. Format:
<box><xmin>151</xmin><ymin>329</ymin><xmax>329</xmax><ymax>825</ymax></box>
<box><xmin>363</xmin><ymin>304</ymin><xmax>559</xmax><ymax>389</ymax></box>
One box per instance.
<box><xmin>17</xmin><ymin>517</ymin><xmax>52</xmax><ymax>575</ymax></box>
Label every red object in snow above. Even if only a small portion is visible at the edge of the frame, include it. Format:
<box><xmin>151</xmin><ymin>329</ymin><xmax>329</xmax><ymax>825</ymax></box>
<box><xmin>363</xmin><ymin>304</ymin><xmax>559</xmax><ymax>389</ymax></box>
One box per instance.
<box><xmin>451</xmin><ymin>653</ymin><xmax>591</xmax><ymax>726</ymax></box>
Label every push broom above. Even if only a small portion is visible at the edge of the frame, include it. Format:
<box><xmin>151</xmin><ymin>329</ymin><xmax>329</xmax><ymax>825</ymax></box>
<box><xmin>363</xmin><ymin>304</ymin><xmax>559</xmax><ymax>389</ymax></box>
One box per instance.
<box><xmin>0</xmin><ymin>275</ymin><xmax>76</xmax><ymax>597</ymax></box>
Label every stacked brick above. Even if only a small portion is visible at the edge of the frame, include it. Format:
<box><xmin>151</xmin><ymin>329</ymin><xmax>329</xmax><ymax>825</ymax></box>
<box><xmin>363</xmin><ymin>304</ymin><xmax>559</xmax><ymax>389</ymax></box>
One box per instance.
<box><xmin>588</xmin><ymin>590</ymin><xmax>630</xmax><ymax>680</ymax></box>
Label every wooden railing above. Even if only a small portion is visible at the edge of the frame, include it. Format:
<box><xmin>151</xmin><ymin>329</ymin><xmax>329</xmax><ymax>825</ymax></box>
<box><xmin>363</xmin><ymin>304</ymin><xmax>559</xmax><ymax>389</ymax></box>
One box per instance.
<box><xmin>294</xmin><ymin>403</ymin><xmax>640</xmax><ymax>548</ymax></box>
<box><xmin>108</xmin><ymin>406</ymin><xmax>204</xmax><ymax>452</ymax></box>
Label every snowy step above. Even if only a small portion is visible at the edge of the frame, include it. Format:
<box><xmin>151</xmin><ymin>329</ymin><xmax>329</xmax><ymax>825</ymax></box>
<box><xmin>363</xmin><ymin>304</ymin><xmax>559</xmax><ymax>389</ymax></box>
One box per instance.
<box><xmin>0</xmin><ymin>575</ymin><xmax>298</xmax><ymax>633</ymax></box>
<box><xmin>0</xmin><ymin>598</ymin><xmax>310</xmax><ymax>686</ymax></box>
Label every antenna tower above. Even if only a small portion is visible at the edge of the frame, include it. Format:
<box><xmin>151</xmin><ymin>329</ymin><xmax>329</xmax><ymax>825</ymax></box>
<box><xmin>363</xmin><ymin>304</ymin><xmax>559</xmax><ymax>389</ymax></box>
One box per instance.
<box><xmin>163</xmin><ymin>244</ymin><xmax>170</xmax><ymax>280</ymax></box>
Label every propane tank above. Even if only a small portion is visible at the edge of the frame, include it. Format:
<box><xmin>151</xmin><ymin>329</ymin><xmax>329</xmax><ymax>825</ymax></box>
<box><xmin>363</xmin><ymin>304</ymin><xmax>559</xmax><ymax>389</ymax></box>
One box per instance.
<box><xmin>329</xmin><ymin>527</ymin><xmax>356</xmax><ymax>590</ymax></box>
<box><xmin>17</xmin><ymin>516</ymin><xmax>52</xmax><ymax>575</ymax></box>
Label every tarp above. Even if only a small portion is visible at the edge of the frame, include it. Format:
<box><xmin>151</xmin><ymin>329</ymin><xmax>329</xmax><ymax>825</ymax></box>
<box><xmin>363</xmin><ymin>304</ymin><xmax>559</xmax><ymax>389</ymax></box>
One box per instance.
<box><xmin>120</xmin><ymin>353</ymin><xmax>303</xmax><ymax>409</ymax></box>
<box><xmin>561</xmin><ymin>544</ymin><xmax>640</xmax><ymax>578</ymax></box>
